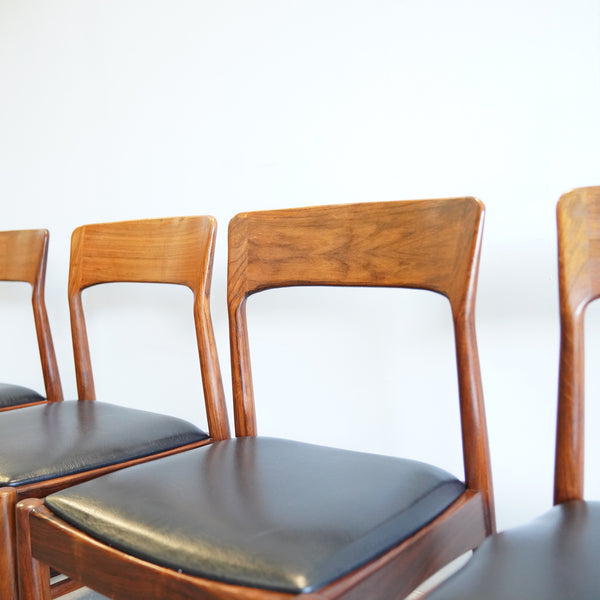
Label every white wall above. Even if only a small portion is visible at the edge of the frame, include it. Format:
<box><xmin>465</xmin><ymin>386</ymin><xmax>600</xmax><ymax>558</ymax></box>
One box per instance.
<box><xmin>1</xmin><ymin>0</ymin><xmax>599</xmax><ymax>530</ymax></box>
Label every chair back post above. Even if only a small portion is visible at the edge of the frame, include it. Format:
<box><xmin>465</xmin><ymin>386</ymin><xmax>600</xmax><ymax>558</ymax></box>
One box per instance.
<box><xmin>30</xmin><ymin>232</ymin><xmax>63</xmax><ymax>402</ymax></box>
<box><xmin>192</xmin><ymin>235</ymin><xmax>230</xmax><ymax>441</ymax></box>
<box><xmin>228</xmin><ymin>214</ymin><xmax>257</xmax><ymax>437</ymax></box>
<box><xmin>555</xmin><ymin>309</ymin><xmax>584</xmax><ymax>504</ymax></box>
<box><xmin>448</xmin><ymin>208</ymin><xmax>495</xmax><ymax>533</ymax></box>
<box><xmin>554</xmin><ymin>187</ymin><xmax>600</xmax><ymax>503</ymax></box>
<box><xmin>228</xmin><ymin>298</ymin><xmax>257</xmax><ymax>437</ymax></box>
<box><xmin>68</xmin><ymin>217</ymin><xmax>230</xmax><ymax>439</ymax></box>
<box><xmin>228</xmin><ymin>199</ymin><xmax>494</xmax><ymax>532</ymax></box>
<box><xmin>68</xmin><ymin>228</ymin><xmax>97</xmax><ymax>400</ymax></box>
<box><xmin>0</xmin><ymin>229</ymin><xmax>63</xmax><ymax>402</ymax></box>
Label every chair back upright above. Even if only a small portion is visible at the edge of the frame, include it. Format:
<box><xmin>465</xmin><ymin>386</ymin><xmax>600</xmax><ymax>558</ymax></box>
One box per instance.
<box><xmin>227</xmin><ymin>197</ymin><xmax>494</xmax><ymax>531</ymax></box>
<box><xmin>0</xmin><ymin>229</ymin><xmax>62</xmax><ymax>403</ymax></box>
<box><xmin>69</xmin><ymin>217</ymin><xmax>229</xmax><ymax>440</ymax></box>
<box><xmin>556</xmin><ymin>186</ymin><xmax>600</xmax><ymax>503</ymax></box>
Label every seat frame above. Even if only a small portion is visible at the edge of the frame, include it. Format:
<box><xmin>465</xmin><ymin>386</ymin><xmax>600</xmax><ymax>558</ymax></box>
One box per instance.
<box><xmin>0</xmin><ymin>229</ymin><xmax>62</xmax><ymax>410</ymax></box>
<box><xmin>18</xmin><ymin>199</ymin><xmax>494</xmax><ymax>600</ymax></box>
<box><xmin>2</xmin><ymin>217</ymin><xmax>229</xmax><ymax>600</ymax></box>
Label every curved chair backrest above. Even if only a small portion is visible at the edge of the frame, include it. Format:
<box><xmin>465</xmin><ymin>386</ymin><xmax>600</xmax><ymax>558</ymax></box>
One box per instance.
<box><xmin>69</xmin><ymin>217</ymin><xmax>229</xmax><ymax>440</ymax></box>
<box><xmin>0</xmin><ymin>229</ymin><xmax>62</xmax><ymax>403</ymax></box>
<box><xmin>555</xmin><ymin>186</ymin><xmax>600</xmax><ymax>502</ymax></box>
<box><xmin>228</xmin><ymin>197</ymin><xmax>494</xmax><ymax>530</ymax></box>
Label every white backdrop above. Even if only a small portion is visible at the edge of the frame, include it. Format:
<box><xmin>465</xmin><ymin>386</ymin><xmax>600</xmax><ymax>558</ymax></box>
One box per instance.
<box><xmin>1</xmin><ymin>0</ymin><xmax>599</xmax><ymax>531</ymax></box>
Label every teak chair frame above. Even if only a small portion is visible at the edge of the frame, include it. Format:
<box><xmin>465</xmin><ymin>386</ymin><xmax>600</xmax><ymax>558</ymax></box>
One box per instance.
<box><xmin>67</xmin><ymin>217</ymin><xmax>227</xmax><ymax>422</ymax></box>
<box><xmin>2</xmin><ymin>217</ymin><xmax>229</xmax><ymax>600</ymax></box>
<box><xmin>0</xmin><ymin>229</ymin><xmax>62</xmax><ymax>409</ymax></box>
<box><xmin>19</xmin><ymin>199</ymin><xmax>493</xmax><ymax>600</ymax></box>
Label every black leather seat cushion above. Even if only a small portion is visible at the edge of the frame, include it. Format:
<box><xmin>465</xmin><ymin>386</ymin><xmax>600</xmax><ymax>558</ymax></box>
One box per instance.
<box><xmin>46</xmin><ymin>437</ymin><xmax>465</xmax><ymax>594</ymax></box>
<box><xmin>0</xmin><ymin>400</ymin><xmax>208</xmax><ymax>487</ymax></box>
<box><xmin>0</xmin><ymin>383</ymin><xmax>44</xmax><ymax>408</ymax></box>
<box><xmin>425</xmin><ymin>500</ymin><xmax>600</xmax><ymax>599</ymax></box>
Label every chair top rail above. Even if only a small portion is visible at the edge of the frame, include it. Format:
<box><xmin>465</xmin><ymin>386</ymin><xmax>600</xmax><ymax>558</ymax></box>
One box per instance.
<box><xmin>69</xmin><ymin>217</ymin><xmax>217</xmax><ymax>294</ymax></box>
<box><xmin>0</xmin><ymin>229</ymin><xmax>48</xmax><ymax>286</ymax></box>
<box><xmin>228</xmin><ymin>198</ymin><xmax>483</xmax><ymax>311</ymax></box>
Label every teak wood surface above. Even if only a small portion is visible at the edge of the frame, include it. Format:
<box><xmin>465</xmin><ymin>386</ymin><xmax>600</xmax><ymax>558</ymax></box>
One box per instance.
<box><xmin>555</xmin><ymin>186</ymin><xmax>600</xmax><ymax>503</ymax></box>
<box><xmin>0</xmin><ymin>229</ymin><xmax>62</xmax><ymax>407</ymax></box>
<box><xmin>1</xmin><ymin>217</ymin><xmax>230</xmax><ymax>600</ymax></box>
<box><xmin>18</xmin><ymin>199</ymin><xmax>494</xmax><ymax>600</ymax></box>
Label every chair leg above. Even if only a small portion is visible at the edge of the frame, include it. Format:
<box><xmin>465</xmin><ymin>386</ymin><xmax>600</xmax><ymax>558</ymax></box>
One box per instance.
<box><xmin>16</xmin><ymin>499</ymin><xmax>50</xmax><ymax>600</ymax></box>
<box><xmin>0</xmin><ymin>487</ymin><xmax>18</xmax><ymax>600</ymax></box>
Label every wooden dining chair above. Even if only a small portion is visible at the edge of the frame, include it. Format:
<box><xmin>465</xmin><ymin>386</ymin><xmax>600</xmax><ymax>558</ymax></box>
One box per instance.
<box><xmin>416</xmin><ymin>186</ymin><xmax>600</xmax><ymax>599</ymax></box>
<box><xmin>1</xmin><ymin>217</ymin><xmax>229</xmax><ymax>600</ymax></box>
<box><xmin>0</xmin><ymin>229</ymin><xmax>62</xmax><ymax>410</ymax></box>
<box><xmin>18</xmin><ymin>198</ymin><xmax>494</xmax><ymax>600</ymax></box>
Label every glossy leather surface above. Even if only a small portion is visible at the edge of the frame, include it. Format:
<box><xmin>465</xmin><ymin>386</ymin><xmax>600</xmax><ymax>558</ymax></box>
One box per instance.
<box><xmin>426</xmin><ymin>500</ymin><xmax>600</xmax><ymax>599</ymax></box>
<box><xmin>46</xmin><ymin>437</ymin><xmax>465</xmax><ymax>594</ymax></box>
<box><xmin>0</xmin><ymin>400</ymin><xmax>208</xmax><ymax>486</ymax></box>
<box><xmin>0</xmin><ymin>383</ymin><xmax>44</xmax><ymax>408</ymax></box>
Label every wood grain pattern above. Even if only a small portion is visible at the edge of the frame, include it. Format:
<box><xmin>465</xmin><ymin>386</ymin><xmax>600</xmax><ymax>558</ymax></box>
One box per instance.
<box><xmin>555</xmin><ymin>186</ymin><xmax>600</xmax><ymax>503</ymax></box>
<box><xmin>227</xmin><ymin>199</ymin><xmax>480</xmax><ymax>303</ymax></box>
<box><xmin>0</xmin><ymin>229</ymin><xmax>63</xmax><ymax>405</ymax></box>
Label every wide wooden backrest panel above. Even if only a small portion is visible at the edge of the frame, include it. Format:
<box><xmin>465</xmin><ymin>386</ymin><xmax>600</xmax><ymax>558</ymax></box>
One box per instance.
<box><xmin>228</xmin><ymin>198</ymin><xmax>483</xmax><ymax>307</ymax></box>
<box><xmin>69</xmin><ymin>217</ymin><xmax>216</xmax><ymax>292</ymax></box>
<box><xmin>0</xmin><ymin>229</ymin><xmax>47</xmax><ymax>285</ymax></box>
<box><xmin>555</xmin><ymin>186</ymin><xmax>600</xmax><ymax>503</ymax></box>
<box><xmin>228</xmin><ymin>198</ymin><xmax>494</xmax><ymax>531</ymax></box>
